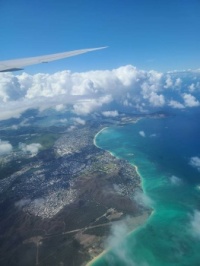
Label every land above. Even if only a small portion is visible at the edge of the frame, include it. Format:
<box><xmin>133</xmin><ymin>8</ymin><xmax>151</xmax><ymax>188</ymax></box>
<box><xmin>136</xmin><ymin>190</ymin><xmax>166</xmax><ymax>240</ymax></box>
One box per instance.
<box><xmin>0</xmin><ymin>112</ymin><xmax>164</xmax><ymax>266</ymax></box>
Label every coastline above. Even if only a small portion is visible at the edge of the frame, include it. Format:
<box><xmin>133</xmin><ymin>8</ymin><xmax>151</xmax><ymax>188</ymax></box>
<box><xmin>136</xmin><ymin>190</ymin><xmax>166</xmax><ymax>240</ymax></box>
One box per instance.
<box><xmin>93</xmin><ymin>127</ymin><xmax>108</xmax><ymax>148</ymax></box>
<box><xmin>86</xmin><ymin>250</ymin><xmax>107</xmax><ymax>266</ymax></box>
<box><xmin>86</xmin><ymin>211</ymin><xmax>150</xmax><ymax>266</ymax></box>
<box><xmin>87</xmin><ymin>123</ymin><xmax>154</xmax><ymax>266</ymax></box>
<box><xmin>87</xmin><ymin>110</ymin><xmax>200</xmax><ymax>266</ymax></box>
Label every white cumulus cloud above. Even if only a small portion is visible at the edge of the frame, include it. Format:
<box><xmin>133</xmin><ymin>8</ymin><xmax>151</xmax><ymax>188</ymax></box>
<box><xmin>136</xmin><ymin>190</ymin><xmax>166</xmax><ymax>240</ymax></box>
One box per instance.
<box><xmin>169</xmin><ymin>100</ymin><xmax>185</xmax><ymax>109</ymax></box>
<box><xmin>72</xmin><ymin>117</ymin><xmax>86</xmax><ymax>125</ymax></box>
<box><xmin>188</xmin><ymin>83</ymin><xmax>196</xmax><ymax>92</ymax></box>
<box><xmin>189</xmin><ymin>156</ymin><xmax>200</xmax><ymax>171</ymax></box>
<box><xmin>175</xmin><ymin>78</ymin><xmax>182</xmax><ymax>87</ymax></box>
<box><xmin>0</xmin><ymin>139</ymin><xmax>13</xmax><ymax>156</ymax></box>
<box><xmin>183</xmin><ymin>93</ymin><xmax>199</xmax><ymax>107</ymax></box>
<box><xmin>170</xmin><ymin>175</ymin><xmax>182</xmax><ymax>185</ymax></box>
<box><xmin>0</xmin><ymin>66</ymin><xmax>200</xmax><ymax>121</ymax></box>
<box><xmin>19</xmin><ymin>143</ymin><xmax>42</xmax><ymax>156</ymax></box>
<box><xmin>164</xmin><ymin>75</ymin><xmax>173</xmax><ymax>88</ymax></box>
<box><xmin>149</xmin><ymin>92</ymin><xmax>165</xmax><ymax>107</ymax></box>
<box><xmin>102</xmin><ymin>110</ymin><xmax>119</xmax><ymax>117</ymax></box>
<box><xmin>73</xmin><ymin>95</ymin><xmax>112</xmax><ymax>115</ymax></box>
<box><xmin>54</xmin><ymin>104</ymin><xmax>66</xmax><ymax>111</ymax></box>
<box><xmin>139</xmin><ymin>131</ymin><xmax>146</xmax><ymax>137</ymax></box>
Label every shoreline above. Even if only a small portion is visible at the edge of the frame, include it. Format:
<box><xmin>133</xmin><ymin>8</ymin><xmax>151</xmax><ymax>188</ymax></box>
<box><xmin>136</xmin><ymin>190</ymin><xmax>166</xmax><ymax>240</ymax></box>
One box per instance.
<box><xmin>86</xmin><ymin>211</ymin><xmax>150</xmax><ymax>266</ymax></box>
<box><xmin>86</xmin><ymin>250</ymin><xmax>107</xmax><ymax>266</ymax></box>
<box><xmin>87</xmin><ymin>122</ymin><xmax>155</xmax><ymax>266</ymax></box>
<box><xmin>93</xmin><ymin>127</ymin><xmax>108</xmax><ymax>148</ymax></box>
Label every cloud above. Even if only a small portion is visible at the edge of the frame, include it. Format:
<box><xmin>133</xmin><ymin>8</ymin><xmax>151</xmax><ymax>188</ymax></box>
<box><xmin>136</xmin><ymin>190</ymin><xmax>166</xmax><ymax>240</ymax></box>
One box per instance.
<box><xmin>106</xmin><ymin>220</ymin><xmax>129</xmax><ymax>248</ymax></box>
<box><xmin>134</xmin><ymin>191</ymin><xmax>153</xmax><ymax>207</ymax></box>
<box><xmin>0</xmin><ymin>66</ymin><xmax>200</xmax><ymax>121</ymax></box>
<box><xmin>183</xmin><ymin>93</ymin><xmax>199</xmax><ymax>107</ymax></box>
<box><xmin>191</xmin><ymin>211</ymin><xmax>200</xmax><ymax>238</ymax></box>
<box><xmin>164</xmin><ymin>75</ymin><xmax>173</xmax><ymax>89</ymax></box>
<box><xmin>73</xmin><ymin>95</ymin><xmax>112</xmax><ymax>115</ymax></box>
<box><xmin>105</xmin><ymin>219</ymin><xmax>137</xmax><ymax>266</ymax></box>
<box><xmin>175</xmin><ymin>78</ymin><xmax>182</xmax><ymax>87</ymax></box>
<box><xmin>15</xmin><ymin>199</ymin><xmax>31</xmax><ymax>209</ymax></box>
<box><xmin>189</xmin><ymin>156</ymin><xmax>200</xmax><ymax>171</ymax></box>
<box><xmin>59</xmin><ymin>118</ymin><xmax>68</xmax><ymax>124</ymax></box>
<box><xmin>59</xmin><ymin>118</ymin><xmax>68</xmax><ymax>123</ymax></box>
<box><xmin>169</xmin><ymin>100</ymin><xmax>185</xmax><ymax>109</ymax></box>
<box><xmin>19</xmin><ymin>143</ymin><xmax>42</xmax><ymax>156</ymax></box>
<box><xmin>139</xmin><ymin>131</ymin><xmax>146</xmax><ymax>137</ymax></box>
<box><xmin>54</xmin><ymin>104</ymin><xmax>66</xmax><ymax>111</ymax></box>
<box><xmin>0</xmin><ymin>139</ymin><xmax>13</xmax><ymax>156</ymax></box>
<box><xmin>104</xmin><ymin>217</ymin><xmax>150</xmax><ymax>266</ymax></box>
<box><xmin>170</xmin><ymin>175</ymin><xmax>182</xmax><ymax>185</ymax></box>
<box><xmin>148</xmin><ymin>92</ymin><xmax>165</xmax><ymax>107</ymax></box>
<box><xmin>102</xmin><ymin>110</ymin><xmax>119</xmax><ymax>117</ymax></box>
<box><xmin>0</xmin><ymin>73</ymin><xmax>23</xmax><ymax>102</ymax></box>
<box><xmin>188</xmin><ymin>83</ymin><xmax>196</xmax><ymax>92</ymax></box>
<box><xmin>67</xmin><ymin>125</ymin><xmax>76</xmax><ymax>132</ymax></box>
<box><xmin>72</xmin><ymin>117</ymin><xmax>86</xmax><ymax>125</ymax></box>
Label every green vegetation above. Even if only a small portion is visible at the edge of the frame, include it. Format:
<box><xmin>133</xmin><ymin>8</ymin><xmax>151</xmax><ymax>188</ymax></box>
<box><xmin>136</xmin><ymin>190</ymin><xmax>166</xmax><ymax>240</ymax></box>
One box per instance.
<box><xmin>26</xmin><ymin>133</ymin><xmax>60</xmax><ymax>149</ymax></box>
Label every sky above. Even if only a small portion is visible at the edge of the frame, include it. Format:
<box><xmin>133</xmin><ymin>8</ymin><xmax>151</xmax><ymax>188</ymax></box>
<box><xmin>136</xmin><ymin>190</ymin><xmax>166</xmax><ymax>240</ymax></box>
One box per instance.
<box><xmin>0</xmin><ymin>0</ymin><xmax>200</xmax><ymax>123</ymax></box>
<box><xmin>1</xmin><ymin>0</ymin><xmax>200</xmax><ymax>73</ymax></box>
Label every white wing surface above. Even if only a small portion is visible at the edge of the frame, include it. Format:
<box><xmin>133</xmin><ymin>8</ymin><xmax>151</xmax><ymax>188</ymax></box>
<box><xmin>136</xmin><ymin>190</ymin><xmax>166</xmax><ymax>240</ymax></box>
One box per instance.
<box><xmin>0</xmin><ymin>46</ymin><xmax>107</xmax><ymax>72</ymax></box>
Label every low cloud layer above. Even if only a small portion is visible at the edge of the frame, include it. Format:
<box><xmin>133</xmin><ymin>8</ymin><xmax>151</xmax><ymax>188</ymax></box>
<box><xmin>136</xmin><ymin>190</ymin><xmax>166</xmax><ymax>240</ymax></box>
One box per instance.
<box><xmin>191</xmin><ymin>210</ymin><xmax>200</xmax><ymax>238</ymax></box>
<box><xmin>19</xmin><ymin>143</ymin><xmax>42</xmax><ymax>156</ymax></box>
<box><xmin>139</xmin><ymin>131</ymin><xmax>146</xmax><ymax>138</ymax></box>
<box><xmin>72</xmin><ymin>117</ymin><xmax>86</xmax><ymax>125</ymax></box>
<box><xmin>134</xmin><ymin>191</ymin><xmax>153</xmax><ymax>208</ymax></box>
<box><xmin>189</xmin><ymin>156</ymin><xmax>200</xmax><ymax>172</ymax></box>
<box><xmin>0</xmin><ymin>66</ymin><xmax>200</xmax><ymax>121</ymax></box>
<box><xmin>0</xmin><ymin>140</ymin><xmax>13</xmax><ymax>156</ymax></box>
<box><xmin>105</xmin><ymin>219</ymin><xmax>137</xmax><ymax>266</ymax></box>
<box><xmin>104</xmin><ymin>216</ymin><xmax>150</xmax><ymax>266</ymax></box>
<box><xmin>102</xmin><ymin>110</ymin><xmax>119</xmax><ymax>117</ymax></box>
<box><xmin>170</xmin><ymin>175</ymin><xmax>182</xmax><ymax>185</ymax></box>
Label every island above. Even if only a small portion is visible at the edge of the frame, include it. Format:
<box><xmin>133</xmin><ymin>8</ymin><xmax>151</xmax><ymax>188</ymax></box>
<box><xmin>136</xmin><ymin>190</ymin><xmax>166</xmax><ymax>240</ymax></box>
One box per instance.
<box><xmin>0</xmin><ymin>112</ymin><xmax>165</xmax><ymax>266</ymax></box>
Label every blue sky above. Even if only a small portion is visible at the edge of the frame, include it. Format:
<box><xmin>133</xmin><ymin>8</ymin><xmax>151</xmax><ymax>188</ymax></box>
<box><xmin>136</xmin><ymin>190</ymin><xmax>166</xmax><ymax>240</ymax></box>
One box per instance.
<box><xmin>1</xmin><ymin>0</ymin><xmax>200</xmax><ymax>73</ymax></box>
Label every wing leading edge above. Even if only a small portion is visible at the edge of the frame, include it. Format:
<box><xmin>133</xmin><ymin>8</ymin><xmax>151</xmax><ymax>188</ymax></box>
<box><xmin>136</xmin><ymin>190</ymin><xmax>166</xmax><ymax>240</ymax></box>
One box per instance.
<box><xmin>0</xmin><ymin>46</ymin><xmax>107</xmax><ymax>72</ymax></box>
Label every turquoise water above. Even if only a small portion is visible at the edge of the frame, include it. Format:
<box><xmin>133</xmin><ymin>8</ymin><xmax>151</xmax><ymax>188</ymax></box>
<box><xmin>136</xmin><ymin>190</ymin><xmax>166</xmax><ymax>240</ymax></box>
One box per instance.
<box><xmin>92</xmin><ymin>110</ymin><xmax>200</xmax><ymax>266</ymax></box>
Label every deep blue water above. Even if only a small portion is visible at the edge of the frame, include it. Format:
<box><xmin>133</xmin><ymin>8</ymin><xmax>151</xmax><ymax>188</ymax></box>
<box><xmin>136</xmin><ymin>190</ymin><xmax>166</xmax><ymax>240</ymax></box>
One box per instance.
<box><xmin>92</xmin><ymin>108</ymin><xmax>200</xmax><ymax>266</ymax></box>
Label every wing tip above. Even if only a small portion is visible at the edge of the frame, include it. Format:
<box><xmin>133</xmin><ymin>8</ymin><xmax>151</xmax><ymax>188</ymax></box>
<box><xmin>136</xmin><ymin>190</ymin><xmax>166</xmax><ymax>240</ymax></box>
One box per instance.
<box><xmin>86</xmin><ymin>46</ymin><xmax>108</xmax><ymax>52</ymax></box>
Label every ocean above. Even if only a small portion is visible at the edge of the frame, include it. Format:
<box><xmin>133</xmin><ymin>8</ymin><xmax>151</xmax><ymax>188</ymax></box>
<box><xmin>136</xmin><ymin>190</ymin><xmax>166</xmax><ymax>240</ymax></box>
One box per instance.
<box><xmin>92</xmin><ymin>108</ymin><xmax>200</xmax><ymax>266</ymax></box>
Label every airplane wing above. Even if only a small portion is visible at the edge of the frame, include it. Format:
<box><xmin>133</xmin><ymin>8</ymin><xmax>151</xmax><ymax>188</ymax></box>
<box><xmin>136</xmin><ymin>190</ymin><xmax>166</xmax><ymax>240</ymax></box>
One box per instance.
<box><xmin>0</xmin><ymin>46</ymin><xmax>107</xmax><ymax>72</ymax></box>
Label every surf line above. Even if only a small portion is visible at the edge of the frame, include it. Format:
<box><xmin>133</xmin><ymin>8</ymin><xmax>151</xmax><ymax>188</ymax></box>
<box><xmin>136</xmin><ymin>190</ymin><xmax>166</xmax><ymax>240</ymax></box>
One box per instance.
<box><xmin>88</xmin><ymin>122</ymin><xmax>155</xmax><ymax>266</ymax></box>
